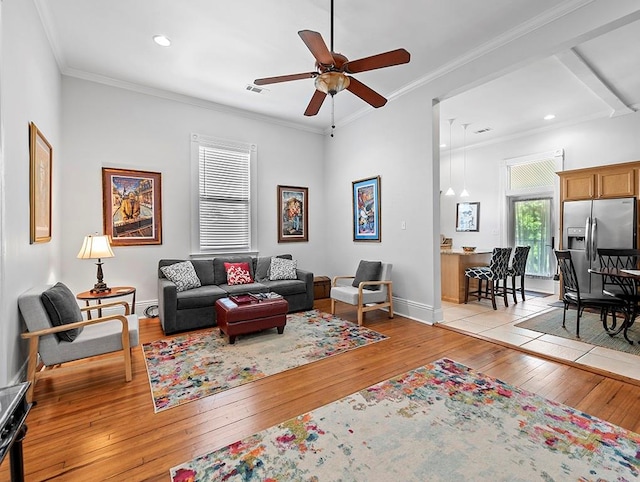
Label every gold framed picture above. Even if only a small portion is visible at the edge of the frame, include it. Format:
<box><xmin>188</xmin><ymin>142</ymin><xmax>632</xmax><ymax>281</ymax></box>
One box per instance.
<box><xmin>29</xmin><ymin>122</ymin><xmax>52</xmax><ymax>244</ymax></box>
<box><xmin>102</xmin><ymin>167</ymin><xmax>163</xmax><ymax>246</ymax></box>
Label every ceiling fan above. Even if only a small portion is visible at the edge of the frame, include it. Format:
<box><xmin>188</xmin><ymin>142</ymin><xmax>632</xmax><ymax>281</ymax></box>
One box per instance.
<box><xmin>253</xmin><ymin>0</ymin><xmax>410</xmax><ymax>117</ymax></box>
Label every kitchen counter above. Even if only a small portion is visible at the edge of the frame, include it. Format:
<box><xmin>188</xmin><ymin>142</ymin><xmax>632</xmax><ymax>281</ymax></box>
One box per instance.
<box><xmin>441</xmin><ymin>248</ymin><xmax>492</xmax><ymax>255</ymax></box>
<box><xmin>441</xmin><ymin>249</ymin><xmax>492</xmax><ymax>303</ymax></box>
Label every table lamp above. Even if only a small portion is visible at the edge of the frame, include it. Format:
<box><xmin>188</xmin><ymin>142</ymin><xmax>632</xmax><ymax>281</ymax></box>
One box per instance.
<box><xmin>77</xmin><ymin>234</ymin><xmax>115</xmax><ymax>293</ymax></box>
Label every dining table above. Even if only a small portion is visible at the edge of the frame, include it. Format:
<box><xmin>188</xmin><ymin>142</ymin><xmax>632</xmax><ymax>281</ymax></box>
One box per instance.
<box><xmin>588</xmin><ymin>267</ymin><xmax>640</xmax><ymax>344</ymax></box>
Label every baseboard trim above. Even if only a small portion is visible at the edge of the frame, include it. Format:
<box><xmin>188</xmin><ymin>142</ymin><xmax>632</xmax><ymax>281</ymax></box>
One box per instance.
<box><xmin>391</xmin><ymin>297</ymin><xmax>437</xmax><ymax>325</ymax></box>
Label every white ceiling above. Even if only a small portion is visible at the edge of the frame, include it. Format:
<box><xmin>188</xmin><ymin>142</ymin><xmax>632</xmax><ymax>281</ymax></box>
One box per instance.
<box><xmin>35</xmin><ymin>0</ymin><xmax>640</xmax><ymax>143</ymax></box>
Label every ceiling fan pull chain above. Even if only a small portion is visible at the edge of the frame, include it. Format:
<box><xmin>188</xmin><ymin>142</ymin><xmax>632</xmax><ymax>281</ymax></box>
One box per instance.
<box><xmin>331</xmin><ymin>95</ymin><xmax>336</xmax><ymax>137</ymax></box>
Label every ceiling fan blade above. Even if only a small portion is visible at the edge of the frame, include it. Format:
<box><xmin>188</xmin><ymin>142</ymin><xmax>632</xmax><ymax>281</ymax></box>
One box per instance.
<box><xmin>343</xmin><ymin>48</ymin><xmax>411</xmax><ymax>74</ymax></box>
<box><xmin>254</xmin><ymin>72</ymin><xmax>317</xmax><ymax>86</ymax></box>
<box><xmin>346</xmin><ymin>77</ymin><xmax>387</xmax><ymax>108</ymax></box>
<box><xmin>298</xmin><ymin>30</ymin><xmax>334</xmax><ymax>66</ymax></box>
<box><xmin>304</xmin><ymin>90</ymin><xmax>327</xmax><ymax>116</ymax></box>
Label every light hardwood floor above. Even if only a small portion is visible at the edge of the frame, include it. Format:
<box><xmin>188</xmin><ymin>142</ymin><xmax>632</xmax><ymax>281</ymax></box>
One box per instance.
<box><xmin>3</xmin><ymin>298</ymin><xmax>640</xmax><ymax>481</ymax></box>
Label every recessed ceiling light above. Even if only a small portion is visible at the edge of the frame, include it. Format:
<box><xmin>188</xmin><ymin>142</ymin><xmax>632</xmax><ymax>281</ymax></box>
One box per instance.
<box><xmin>153</xmin><ymin>35</ymin><xmax>171</xmax><ymax>47</ymax></box>
<box><xmin>544</xmin><ymin>114</ymin><xmax>556</xmax><ymax>120</ymax></box>
<box><xmin>440</xmin><ymin>143</ymin><xmax>447</xmax><ymax>148</ymax></box>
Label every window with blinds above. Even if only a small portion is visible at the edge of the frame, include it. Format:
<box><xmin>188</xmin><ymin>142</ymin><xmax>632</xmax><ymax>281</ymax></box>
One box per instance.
<box><xmin>197</xmin><ymin>138</ymin><xmax>252</xmax><ymax>251</ymax></box>
<box><xmin>508</xmin><ymin>158</ymin><xmax>557</xmax><ymax>190</ymax></box>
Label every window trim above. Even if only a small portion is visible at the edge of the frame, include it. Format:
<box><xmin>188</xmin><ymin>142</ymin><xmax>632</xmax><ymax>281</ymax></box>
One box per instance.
<box><xmin>190</xmin><ymin>133</ymin><xmax>258</xmax><ymax>256</ymax></box>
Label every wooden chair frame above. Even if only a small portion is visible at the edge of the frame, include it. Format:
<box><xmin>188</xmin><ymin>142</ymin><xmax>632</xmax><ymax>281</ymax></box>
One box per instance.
<box><xmin>331</xmin><ymin>275</ymin><xmax>394</xmax><ymax>325</ymax></box>
<box><xmin>20</xmin><ymin>300</ymin><xmax>133</xmax><ymax>403</ymax></box>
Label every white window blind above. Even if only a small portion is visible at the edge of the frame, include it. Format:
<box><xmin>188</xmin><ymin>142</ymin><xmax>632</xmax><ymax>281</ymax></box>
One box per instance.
<box><xmin>508</xmin><ymin>158</ymin><xmax>557</xmax><ymax>190</ymax></box>
<box><xmin>198</xmin><ymin>140</ymin><xmax>252</xmax><ymax>251</ymax></box>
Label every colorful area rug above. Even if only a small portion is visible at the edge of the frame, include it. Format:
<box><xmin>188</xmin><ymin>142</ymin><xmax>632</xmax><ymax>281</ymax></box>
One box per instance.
<box><xmin>142</xmin><ymin>310</ymin><xmax>387</xmax><ymax>412</ymax></box>
<box><xmin>515</xmin><ymin>308</ymin><xmax>640</xmax><ymax>355</ymax></box>
<box><xmin>170</xmin><ymin>358</ymin><xmax>640</xmax><ymax>481</ymax></box>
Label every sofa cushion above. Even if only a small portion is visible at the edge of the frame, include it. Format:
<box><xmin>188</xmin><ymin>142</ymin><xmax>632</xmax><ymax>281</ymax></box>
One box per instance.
<box><xmin>270</xmin><ymin>257</ymin><xmax>297</xmax><ymax>280</ymax></box>
<box><xmin>224</xmin><ymin>262</ymin><xmax>254</xmax><ymax>285</ymax></box>
<box><xmin>176</xmin><ymin>285</ymin><xmax>228</xmax><ymax>310</ymax></box>
<box><xmin>352</xmin><ymin>260</ymin><xmax>382</xmax><ymax>291</ymax></box>
<box><xmin>214</xmin><ymin>257</ymin><xmax>254</xmax><ymax>285</ymax></box>
<box><xmin>218</xmin><ymin>282</ymin><xmax>269</xmax><ymax>295</ymax></box>
<box><xmin>160</xmin><ymin>261</ymin><xmax>202</xmax><ymax>292</ymax></box>
<box><xmin>40</xmin><ymin>282</ymin><xmax>83</xmax><ymax>342</ymax></box>
<box><xmin>260</xmin><ymin>279</ymin><xmax>306</xmax><ymax>296</ymax></box>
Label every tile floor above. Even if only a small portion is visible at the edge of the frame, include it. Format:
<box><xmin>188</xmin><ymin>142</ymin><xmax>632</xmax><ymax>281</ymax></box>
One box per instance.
<box><xmin>438</xmin><ymin>293</ymin><xmax>640</xmax><ymax>382</ymax></box>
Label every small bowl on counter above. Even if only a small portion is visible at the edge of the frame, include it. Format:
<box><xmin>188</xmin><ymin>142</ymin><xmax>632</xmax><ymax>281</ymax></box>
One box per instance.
<box><xmin>462</xmin><ymin>246</ymin><xmax>476</xmax><ymax>253</ymax></box>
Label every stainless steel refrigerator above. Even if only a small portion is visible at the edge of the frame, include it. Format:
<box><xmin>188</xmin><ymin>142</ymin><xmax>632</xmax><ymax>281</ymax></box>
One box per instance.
<box><xmin>562</xmin><ymin>197</ymin><xmax>637</xmax><ymax>294</ymax></box>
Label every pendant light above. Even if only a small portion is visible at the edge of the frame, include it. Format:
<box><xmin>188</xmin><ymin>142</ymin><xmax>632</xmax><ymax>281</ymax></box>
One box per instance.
<box><xmin>444</xmin><ymin>118</ymin><xmax>455</xmax><ymax>196</ymax></box>
<box><xmin>460</xmin><ymin>123</ymin><xmax>470</xmax><ymax>197</ymax></box>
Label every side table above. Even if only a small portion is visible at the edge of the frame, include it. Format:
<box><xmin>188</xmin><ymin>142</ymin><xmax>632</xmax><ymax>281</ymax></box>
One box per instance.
<box><xmin>76</xmin><ymin>286</ymin><xmax>136</xmax><ymax>319</ymax></box>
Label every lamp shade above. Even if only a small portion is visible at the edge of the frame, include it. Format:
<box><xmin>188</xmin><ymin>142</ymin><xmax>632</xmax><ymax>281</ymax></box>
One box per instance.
<box><xmin>77</xmin><ymin>235</ymin><xmax>114</xmax><ymax>260</ymax></box>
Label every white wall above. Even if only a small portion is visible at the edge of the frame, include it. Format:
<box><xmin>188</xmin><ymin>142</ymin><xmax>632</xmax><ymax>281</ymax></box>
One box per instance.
<box><xmin>1</xmin><ymin>0</ymin><xmax>62</xmax><ymax>386</ymax></box>
<box><xmin>60</xmin><ymin>78</ymin><xmax>325</xmax><ymax>308</ymax></box>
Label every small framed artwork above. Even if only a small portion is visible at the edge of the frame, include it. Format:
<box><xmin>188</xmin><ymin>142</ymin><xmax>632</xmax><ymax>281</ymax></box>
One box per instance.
<box><xmin>29</xmin><ymin>122</ymin><xmax>53</xmax><ymax>244</ymax></box>
<box><xmin>102</xmin><ymin>167</ymin><xmax>162</xmax><ymax>246</ymax></box>
<box><xmin>277</xmin><ymin>185</ymin><xmax>308</xmax><ymax>242</ymax></box>
<box><xmin>456</xmin><ymin>202</ymin><xmax>480</xmax><ymax>232</ymax></box>
<box><xmin>352</xmin><ymin>176</ymin><xmax>381</xmax><ymax>242</ymax></box>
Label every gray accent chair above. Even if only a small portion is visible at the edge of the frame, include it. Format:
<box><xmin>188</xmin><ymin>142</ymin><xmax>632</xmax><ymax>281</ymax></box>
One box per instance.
<box><xmin>18</xmin><ymin>285</ymin><xmax>139</xmax><ymax>403</ymax></box>
<box><xmin>330</xmin><ymin>262</ymin><xmax>394</xmax><ymax>325</ymax></box>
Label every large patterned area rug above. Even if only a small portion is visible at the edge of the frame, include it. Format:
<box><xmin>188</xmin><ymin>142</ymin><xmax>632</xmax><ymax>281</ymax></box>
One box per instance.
<box><xmin>170</xmin><ymin>358</ymin><xmax>640</xmax><ymax>481</ymax></box>
<box><xmin>142</xmin><ymin>310</ymin><xmax>388</xmax><ymax>412</ymax></box>
<box><xmin>515</xmin><ymin>308</ymin><xmax>640</xmax><ymax>355</ymax></box>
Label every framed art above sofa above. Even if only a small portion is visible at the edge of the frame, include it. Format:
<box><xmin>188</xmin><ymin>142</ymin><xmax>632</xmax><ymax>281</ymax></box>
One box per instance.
<box><xmin>277</xmin><ymin>185</ymin><xmax>308</xmax><ymax>243</ymax></box>
<box><xmin>102</xmin><ymin>167</ymin><xmax>162</xmax><ymax>246</ymax></box>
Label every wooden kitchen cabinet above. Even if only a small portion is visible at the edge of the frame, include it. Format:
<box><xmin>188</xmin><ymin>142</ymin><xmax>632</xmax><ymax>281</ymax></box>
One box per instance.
<box><xmin>596</xmin><ymin>166</ymin><xmax>635</xmax><ymax>198</ymax></box>
<box><xmin>441</xmin><ymin>249</ymin><xmax>492</xmax><ymax>303</ymax></box>
<box><xmin>559</xmin><ymin>162</ymin><xmax>639</xmax><ymax>201</ymax></box>
<box><xmin>561</xmin><ymin>172</ymin><xmax>595</xmax><ymax>200</ymax></box>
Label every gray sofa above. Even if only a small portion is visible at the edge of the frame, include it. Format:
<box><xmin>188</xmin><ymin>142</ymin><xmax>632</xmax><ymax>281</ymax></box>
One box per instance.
<box><xmin>158</xmin><ymin>255</ymin><xmax>314</xmax><ymax>334</ymax></box>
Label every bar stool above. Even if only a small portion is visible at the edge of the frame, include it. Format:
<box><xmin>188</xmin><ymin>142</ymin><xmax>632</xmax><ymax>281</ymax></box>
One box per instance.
<box><xmin>464</xmin><ymin>247</ymin><xmax>512</xmax><ymax>310</ymax></box>
<box><xmin>505</xmin><ymin>246</ymin><xmax>530</xmax><ymax>304</ymax></box>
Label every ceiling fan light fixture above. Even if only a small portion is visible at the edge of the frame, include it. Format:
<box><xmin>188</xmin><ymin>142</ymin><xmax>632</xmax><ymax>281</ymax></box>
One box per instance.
<box><xmin>314</xmin><ymin>72</ymin><xmax>350</xmax><ymax>96</ymax></box>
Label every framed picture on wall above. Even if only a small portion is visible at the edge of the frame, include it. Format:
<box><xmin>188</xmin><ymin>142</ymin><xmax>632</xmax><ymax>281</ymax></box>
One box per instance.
<box><xmin>352</xmin><ymin>176</ymin><xmax>381</xmax><ymax>242</ymax></box>
<box><xmin>29</xmin><ymin>122</ymin><xmax>53</xmax><ymax>244</ymax></box>
<box><xmin>102</xmin><ymin>167</ymin><xmax>163</xmax><ymax>246</ymax></box>
<box><xmin>456</xmin><ymin>202</ymin><xmax>480</xmax><ymax>232</ymax></box>
<box><xmin>277</xmin><ymin>185</ymin><xmax>308</xmax><ymax>242</ymax></box>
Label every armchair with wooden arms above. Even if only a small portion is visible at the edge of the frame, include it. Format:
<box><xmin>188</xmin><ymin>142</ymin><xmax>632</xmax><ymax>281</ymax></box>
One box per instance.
<box><xmin>330</xmin><ymin>261</ymin><xmax>393</xmax><ymax>326</ymax></box>
<box><xmin>18</xmin><ymin>283</ymin><xmax>139</xmax><ymax>404</ymax></box>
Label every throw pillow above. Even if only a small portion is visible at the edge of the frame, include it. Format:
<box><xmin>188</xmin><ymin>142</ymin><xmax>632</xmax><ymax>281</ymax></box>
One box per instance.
<box><xmin>269</xmin><ymin>257</ymin><xmax>297</xmax><ymax>280</ymax></box>
<box><xmin>254</xmin><ymin>257</ymin><xmax>272</xmax><ymax>282</ymax></box>
<box><xmin>254</xmin><ymin>254</ymin><xmax>293</xmax><ymax>282</ymax></box>
<box><xmin>41</xmin><ymin>282</ymin><xmax>84</xmax><ymax>342</ymax></box>
<box><xmin>160</xmin><ymin>261</ymin><xmax>202</xmax><ymax>292</ymax></box>
<box><xmin>224</xmin><ymin>262</ymin><xmax>254</xmax><ymax>285</ymax></box>
<box><xmin>352</xmin><ymin>260</ymin><xmax>382</xmax><ymax>291</ymax></box>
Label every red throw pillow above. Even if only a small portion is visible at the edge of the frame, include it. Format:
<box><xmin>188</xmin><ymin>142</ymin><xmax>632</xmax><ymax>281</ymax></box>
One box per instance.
<box><xmin>224</xmin><ymin>262</ymin><xmax>254</xmax><ymax>285</ymax></box>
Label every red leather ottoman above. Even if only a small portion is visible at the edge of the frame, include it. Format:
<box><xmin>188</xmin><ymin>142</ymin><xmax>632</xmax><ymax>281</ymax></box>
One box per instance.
<box><xmin>215</xmin><ymin>297</ymin><xmax>289</xmax><ymax>344</ymax></box>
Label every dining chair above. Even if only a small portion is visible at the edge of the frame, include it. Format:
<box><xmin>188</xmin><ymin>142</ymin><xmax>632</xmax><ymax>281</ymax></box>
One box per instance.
<box><xmin>554</xmin><ymin>250</ymin><xmax>625</xmax><ymax>338</ymax></box>
<box><xmin>596</xmin><ymin>248</ymin><xmax>640</xmax><ymax>297</ymax></box>
<box><xmin>505</xmin><ymin>246</ymin><xmax>530</xmax><ymax>304</ymax></box>
<box><xmin>464</xmin><ymin>247</ymin><xmax>512</xmax><ymax>310</ymax></box>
